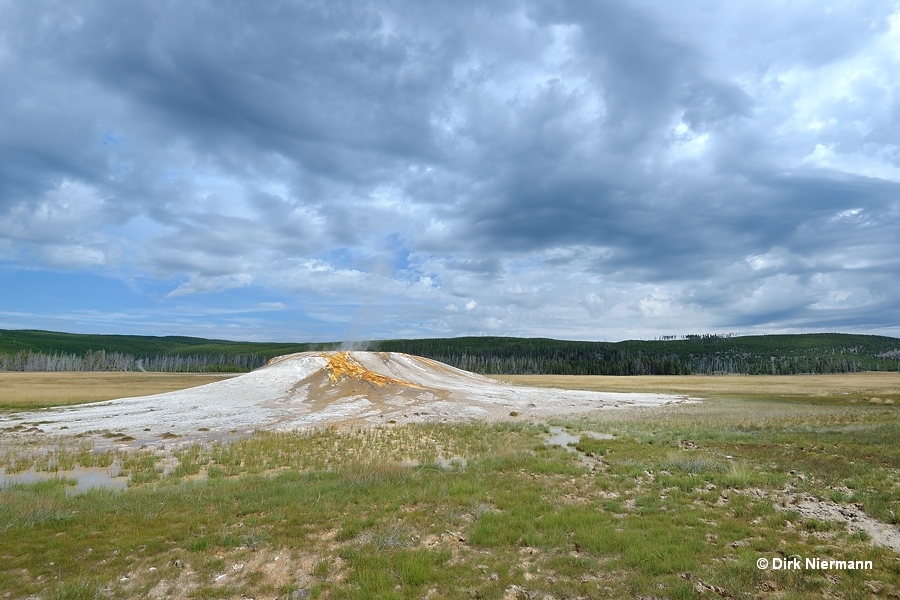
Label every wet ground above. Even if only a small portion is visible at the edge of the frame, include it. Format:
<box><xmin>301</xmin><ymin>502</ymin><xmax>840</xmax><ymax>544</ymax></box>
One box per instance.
<box><xmin>542</xmin><ymin>426</ymin><xmax>614</xmax><ymax>451</ymax></box>
<box><xmin>0</xmin><ymin>465</ymin><xmax>129</xmax><ymax>493</ymax></box>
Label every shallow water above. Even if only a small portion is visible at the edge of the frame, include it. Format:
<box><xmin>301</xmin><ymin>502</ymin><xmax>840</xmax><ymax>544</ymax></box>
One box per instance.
<box><xmin>543</xmin><ymin>426</ymin><xmax>581</xmax><ymax>451</ymax></box>
<box><xmin>542</xmin><ymin>426</ymin><xmax>613</xmax><ymax>451</ymax></box>
<box><xmin>0</xmin><ymin>465</ymin><xmax>128</xmax><ymax>493</ymax></box>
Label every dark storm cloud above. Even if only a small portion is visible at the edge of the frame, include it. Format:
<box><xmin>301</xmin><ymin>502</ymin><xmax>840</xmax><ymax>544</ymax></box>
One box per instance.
<box><xmin>1</xmin><ymin>0</ymin><xmax>899</xmax><ymax>339</ymax></box>
<box><xmin>437</xmin><ymin>1</ymin><xmax>761</xmax><ymax>279</ymax></box>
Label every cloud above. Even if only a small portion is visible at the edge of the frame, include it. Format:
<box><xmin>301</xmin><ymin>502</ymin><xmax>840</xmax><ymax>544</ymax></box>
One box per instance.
<box><xmin>166</xmin><ymin>274</ymin><xmax>254</xmax><ymax>298</ymax></box>
<box><xmin>1</xmin><ymin>0</ymin><xmax>899</xmax><ymax>340</ymax></box>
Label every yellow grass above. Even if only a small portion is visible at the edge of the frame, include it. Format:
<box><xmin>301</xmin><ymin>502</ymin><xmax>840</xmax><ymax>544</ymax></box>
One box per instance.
<box><xmin>3</xmin><ymin>370</ymin><xmax>899</xmax><ymax>412</ymax></box>
<box><xmin>496</xmin><ymin>372</ymin><xmax>900</xmax><ymax>402</ymax></box>
<box><xmin>0</xmin><ymin>372</ymin><xmax>235</xmax><ymax>409</ymax></box>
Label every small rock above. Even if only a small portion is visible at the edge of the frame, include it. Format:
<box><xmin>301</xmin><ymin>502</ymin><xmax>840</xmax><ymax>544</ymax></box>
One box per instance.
<box><xmin>756</xmin><ymin>580</ymin><xmax>781</xmax><ymax>592</ymax></box>
<box><xmin>864</xmin><ymin>581</ymin><xmax>883</xmax><ymax>594</ymax></box>
<box><xmin>503</xmin><ymin>585</ymin><xmax>531</xmax><ymax>600</ymax></box>
<box><xmin>489</xmin><ymin>573</ymin><xmax>499</xmax><ymax>581</ymax></box>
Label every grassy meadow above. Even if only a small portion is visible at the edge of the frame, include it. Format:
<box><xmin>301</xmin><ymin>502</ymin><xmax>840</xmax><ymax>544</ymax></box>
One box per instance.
<box><xmin>501</xmin><ymin>372</ymin><xmax>900</xmax><ymax>403</ymax></box>
<box><xmin>0</xmin><ymin>372</ymin><xmax>235</xmax><ymax>410</ymax></box>
<box><xmin>0</xmin><ymin>373</ymin><xmax>898</xmax><ymax>598</ymax></box>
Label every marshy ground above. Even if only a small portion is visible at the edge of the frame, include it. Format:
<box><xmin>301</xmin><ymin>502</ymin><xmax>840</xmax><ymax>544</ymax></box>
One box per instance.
<box><xmin>0</xmin><ymin>370</ymin><xmax>898</xmax><ymax>599</ymax></box>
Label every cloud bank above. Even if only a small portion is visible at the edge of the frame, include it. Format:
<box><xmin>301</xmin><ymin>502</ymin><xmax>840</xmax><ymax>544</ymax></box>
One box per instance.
<box><xmin>2</xmin><ymin>1</ymin><xmax>899</xmax><ymax>341</ymax></box>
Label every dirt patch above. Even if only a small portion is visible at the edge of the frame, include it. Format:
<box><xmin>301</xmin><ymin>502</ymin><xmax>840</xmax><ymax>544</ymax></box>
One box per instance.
<box><xmin>779</xmin><ymin>493</ymin><xmax>900</xmax><ymax>553</ymax></box>
<box><xmin>738</xmin><ymin>487</ymin><xmax>900</xmax><ymax>553</ymax></box>
<box><xmin>135</xmin><ymin>547</ymin><xmax>323</xmax><ymax>600</ymax></box>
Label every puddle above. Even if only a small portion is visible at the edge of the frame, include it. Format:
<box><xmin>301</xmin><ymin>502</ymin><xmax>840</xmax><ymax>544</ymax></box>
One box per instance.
<box><xmin>0</xmin><ymin>465</ymin><xmax>128</xmax><ymax>494</ymax></box>
<box><xmin>543</xmin><ymin>426</ymin><xmax>581</xmax><ymax>452</ymax></box>
<box><xmin>542</xmin><ymin>426</ymin><xmax>613</xmax><ymax>452</ymax></box>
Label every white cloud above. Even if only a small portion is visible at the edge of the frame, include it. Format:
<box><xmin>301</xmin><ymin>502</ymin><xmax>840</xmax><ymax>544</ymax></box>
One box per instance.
<box><xmin>1</xmin><ymin>0</ymin><xmax>899</xmax><ymax>340</ymax></box>
<box><xmin>167</xmin><ymin>274</ymin><xmax>253</xmax><ymax>297</ymax></box>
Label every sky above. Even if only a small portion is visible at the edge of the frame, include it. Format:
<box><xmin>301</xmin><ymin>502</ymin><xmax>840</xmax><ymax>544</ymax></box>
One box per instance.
<box><xmin>2</xmin><ymin>1</ymin><xmax>900</xmax><ymax>343</ymax></box>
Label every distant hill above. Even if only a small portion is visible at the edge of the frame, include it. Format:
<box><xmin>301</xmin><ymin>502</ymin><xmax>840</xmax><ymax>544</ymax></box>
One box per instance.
<box><xmin>0</xmin><ymin>329</ymin><xmax>337</xmax><ymax>372</ymax></box>
<box><xmin>1</xmin><ymin>329</ymin><xmax>898</xmax><ymax>375</ymax></box>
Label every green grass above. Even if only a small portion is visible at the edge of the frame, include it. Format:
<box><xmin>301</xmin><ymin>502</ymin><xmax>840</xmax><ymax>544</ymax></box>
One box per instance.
<box><xmin>1</xmin><ymin>396</ymin><xmax>898</xmax><ymax>598</ymax></box>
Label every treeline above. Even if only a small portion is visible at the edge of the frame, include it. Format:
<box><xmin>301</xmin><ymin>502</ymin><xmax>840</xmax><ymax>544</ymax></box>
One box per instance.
<box><xmin>372</xmin><ymin>334</ymin><xmax>900</xmax><ymax>375</ymax></box>
<box><xmin>0</xmin><ymin>329</ymin><xmax>328</xmax><ymax>358</ymax></box>
<box><xmin>0</xmin><ymin>329</ymin><xmax>335</xmax><ymax>372</ymax></box>
<box><xmin>1</xmin><ymin>329</ymin><xmax>899</xmax><ymax>375</ymax></box>
<box><xmin>0</xmin><ymin>349</ymin><xmax>268</xmax><ymax>373</ymax></box>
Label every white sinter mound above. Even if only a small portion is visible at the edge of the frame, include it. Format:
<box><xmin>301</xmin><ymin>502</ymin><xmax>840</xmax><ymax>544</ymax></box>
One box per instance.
<box><xmin>2</xmin><ymin>352</ymin><xmax>690</xmax><ymax>441</ymax></box>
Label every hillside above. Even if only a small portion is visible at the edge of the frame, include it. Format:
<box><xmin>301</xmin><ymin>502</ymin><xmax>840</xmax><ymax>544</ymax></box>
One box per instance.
<box><xmin>0</xmin><ymin>329</ymin><xmax>335</xmax><ymax>372</ymax></box>
<box><xmin>1</xmin><ymin>329</ymin><xmax>898</xmax><ymax>375</ymax></box>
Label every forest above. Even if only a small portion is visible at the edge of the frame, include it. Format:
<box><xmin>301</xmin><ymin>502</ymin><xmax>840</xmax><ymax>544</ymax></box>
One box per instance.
<box><xmin>373</xmin><ymin>333</ymin><xmax>900</xmax><ymax>375</ymax></box>
<box><xmin>1</xmin><ymin>329</ymin><xmax>899</xmax><ymax>375</ymax></box>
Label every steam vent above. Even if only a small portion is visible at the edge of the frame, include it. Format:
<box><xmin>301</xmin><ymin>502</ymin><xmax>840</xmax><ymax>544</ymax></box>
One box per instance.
<box><xmin>1</xmin><ymin>352</ymin><xmax>690</xmax><ymax>443</ymax></box>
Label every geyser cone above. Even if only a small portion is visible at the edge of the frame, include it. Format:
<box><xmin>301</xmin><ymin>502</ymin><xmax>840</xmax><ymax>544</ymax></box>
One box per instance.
<box><xmin>0</xmin><ymin>351</ymin><xmax>691</xmax><ymax>443</ymax></box>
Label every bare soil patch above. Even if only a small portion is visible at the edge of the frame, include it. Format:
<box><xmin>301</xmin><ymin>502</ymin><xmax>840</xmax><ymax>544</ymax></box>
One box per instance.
<box><xmin>730</xmin><ymin>487</ymin><xmax>900</xmax><ymax>553</ymax></box>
